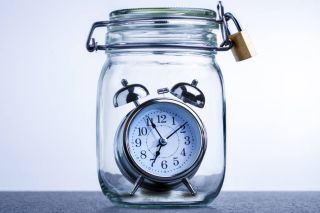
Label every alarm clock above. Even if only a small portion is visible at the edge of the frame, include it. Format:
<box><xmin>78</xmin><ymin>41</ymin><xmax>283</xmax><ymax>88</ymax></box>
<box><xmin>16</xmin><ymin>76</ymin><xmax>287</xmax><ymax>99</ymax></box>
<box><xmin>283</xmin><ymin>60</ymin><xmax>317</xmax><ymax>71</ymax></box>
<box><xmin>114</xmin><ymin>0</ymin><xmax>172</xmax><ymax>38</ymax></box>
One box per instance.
<box><xmin>113</xmin><ymin>79</ymin><xmax>207</xmax><ymax>195</ymax></box>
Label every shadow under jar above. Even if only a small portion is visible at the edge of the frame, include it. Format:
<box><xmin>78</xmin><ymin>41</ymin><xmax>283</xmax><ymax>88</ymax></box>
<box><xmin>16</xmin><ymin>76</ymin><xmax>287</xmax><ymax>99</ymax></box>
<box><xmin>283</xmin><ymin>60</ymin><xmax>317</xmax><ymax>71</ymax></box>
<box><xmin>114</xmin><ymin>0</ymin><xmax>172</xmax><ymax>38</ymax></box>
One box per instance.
<box><xmin>95</xmin><ymin>8</ymin><xmax>226</xmax><ymax>207</ymax></box>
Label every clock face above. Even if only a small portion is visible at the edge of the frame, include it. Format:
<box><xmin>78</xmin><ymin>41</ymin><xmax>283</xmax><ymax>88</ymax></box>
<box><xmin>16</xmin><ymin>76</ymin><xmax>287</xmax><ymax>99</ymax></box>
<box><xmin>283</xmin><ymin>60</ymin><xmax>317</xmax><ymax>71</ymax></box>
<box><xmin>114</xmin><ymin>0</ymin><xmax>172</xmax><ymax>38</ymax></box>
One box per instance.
<box><xmin>125</xmin><ymin>100</ymin><xmax>205</xmax><ymax>179</ymax></box>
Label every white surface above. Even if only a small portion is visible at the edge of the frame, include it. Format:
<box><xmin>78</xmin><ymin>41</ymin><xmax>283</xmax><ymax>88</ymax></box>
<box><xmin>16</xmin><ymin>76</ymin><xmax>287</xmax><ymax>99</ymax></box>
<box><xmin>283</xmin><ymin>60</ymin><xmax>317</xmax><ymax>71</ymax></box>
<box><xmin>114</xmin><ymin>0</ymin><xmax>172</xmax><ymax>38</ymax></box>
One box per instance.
<box><xmin>0</xmin><ymin>0</ymin><xmax>320</xmax><ymax>191</ymax></box>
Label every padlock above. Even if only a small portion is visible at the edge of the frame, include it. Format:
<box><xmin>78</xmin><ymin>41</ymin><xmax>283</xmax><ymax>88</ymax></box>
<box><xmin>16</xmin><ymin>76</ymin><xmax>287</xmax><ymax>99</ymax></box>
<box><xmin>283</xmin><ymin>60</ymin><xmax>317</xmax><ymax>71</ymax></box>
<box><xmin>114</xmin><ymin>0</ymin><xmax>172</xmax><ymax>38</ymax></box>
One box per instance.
<box><xmin>219</xmin><ymin>11</ymin><xmax>256</xmax><ymax>62</ymax></box>
<box><xmin>229</xmin><ymin>31</ymin><xmax>256</xmax><ymax>62</ymax></box>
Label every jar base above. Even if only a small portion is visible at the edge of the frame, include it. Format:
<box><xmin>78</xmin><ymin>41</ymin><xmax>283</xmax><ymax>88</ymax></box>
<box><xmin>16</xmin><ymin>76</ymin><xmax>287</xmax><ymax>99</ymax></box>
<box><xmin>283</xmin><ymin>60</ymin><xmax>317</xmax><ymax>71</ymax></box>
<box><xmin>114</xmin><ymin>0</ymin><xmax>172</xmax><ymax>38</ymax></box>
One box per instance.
<box><xmin>99</xmin><ymin>170</ymin><xmax>223</xmax><ymax>208</ymax></box>
<box><xmin>106</xmin><ymin>191</ymin><xmax>214</xmax><ymax>208</ymax></box>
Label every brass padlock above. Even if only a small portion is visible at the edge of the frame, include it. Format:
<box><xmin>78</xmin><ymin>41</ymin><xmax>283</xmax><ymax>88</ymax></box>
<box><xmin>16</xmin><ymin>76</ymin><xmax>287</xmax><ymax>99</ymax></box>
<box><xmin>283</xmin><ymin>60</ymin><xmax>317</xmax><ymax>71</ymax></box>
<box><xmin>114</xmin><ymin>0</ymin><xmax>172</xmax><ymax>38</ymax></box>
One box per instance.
<box><xmin>229</xmin><ymin>31</ymin><xmax>256</xmax><ymax>62</ymax></box>
<box><xmin>221</xmin><ymin>11</ymin><xmax>256</xmax><ymax>62</ymax></box>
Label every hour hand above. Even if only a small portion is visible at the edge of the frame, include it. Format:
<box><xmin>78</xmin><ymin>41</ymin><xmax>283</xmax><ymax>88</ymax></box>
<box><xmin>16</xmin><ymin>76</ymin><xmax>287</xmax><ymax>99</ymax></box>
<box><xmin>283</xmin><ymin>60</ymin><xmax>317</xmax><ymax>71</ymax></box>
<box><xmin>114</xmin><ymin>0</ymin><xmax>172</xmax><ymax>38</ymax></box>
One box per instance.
<box><xmin>150</xmin><ymin>146</ymin><xmax>162</xmax><ymax>167</ymax></box>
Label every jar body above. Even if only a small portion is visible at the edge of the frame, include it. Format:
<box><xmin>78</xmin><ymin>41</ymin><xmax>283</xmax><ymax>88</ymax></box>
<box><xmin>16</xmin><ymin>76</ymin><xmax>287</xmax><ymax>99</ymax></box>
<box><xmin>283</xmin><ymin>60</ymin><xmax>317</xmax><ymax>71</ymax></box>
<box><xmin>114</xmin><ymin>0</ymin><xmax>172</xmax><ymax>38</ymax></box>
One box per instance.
<box><xmin>97</xmin><ymin>51</ymin><xmax>226</xmax><ymax>207</ymax></box>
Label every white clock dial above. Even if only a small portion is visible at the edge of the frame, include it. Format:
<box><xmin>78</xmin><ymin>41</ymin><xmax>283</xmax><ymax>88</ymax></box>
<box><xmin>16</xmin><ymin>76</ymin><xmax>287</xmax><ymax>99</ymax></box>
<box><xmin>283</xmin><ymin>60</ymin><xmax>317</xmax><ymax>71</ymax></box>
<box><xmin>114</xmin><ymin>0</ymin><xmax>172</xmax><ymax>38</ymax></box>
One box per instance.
<box><xmin>126</xmin><ymin>101</ymin><xmax>204</xmax><ymax>178</ymax></box>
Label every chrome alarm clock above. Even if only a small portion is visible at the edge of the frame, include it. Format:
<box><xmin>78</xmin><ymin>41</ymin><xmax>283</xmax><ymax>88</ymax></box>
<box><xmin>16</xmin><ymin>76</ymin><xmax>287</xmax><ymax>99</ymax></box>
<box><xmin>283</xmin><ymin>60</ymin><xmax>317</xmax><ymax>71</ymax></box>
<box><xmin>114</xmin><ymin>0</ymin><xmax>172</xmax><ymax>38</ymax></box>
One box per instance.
<box><xmin>113</xmin><ymin>79</ymin><xmax>207</xmax><ymax>195</ymax></box>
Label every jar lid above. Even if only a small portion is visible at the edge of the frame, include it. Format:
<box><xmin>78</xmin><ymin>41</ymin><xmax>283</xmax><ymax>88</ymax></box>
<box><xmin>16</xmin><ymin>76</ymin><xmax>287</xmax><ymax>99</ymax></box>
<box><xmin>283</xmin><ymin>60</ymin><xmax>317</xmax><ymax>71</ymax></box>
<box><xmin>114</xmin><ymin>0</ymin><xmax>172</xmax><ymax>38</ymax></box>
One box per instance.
<box><xmin>102</xmin><ymin>7</ymin><xmax>219</xmax><ymax>52</ymax></box>
<box><xmin>109</xmin><ymin>7</ymin><xmax>216</xmax><ymax>20</ymax></box>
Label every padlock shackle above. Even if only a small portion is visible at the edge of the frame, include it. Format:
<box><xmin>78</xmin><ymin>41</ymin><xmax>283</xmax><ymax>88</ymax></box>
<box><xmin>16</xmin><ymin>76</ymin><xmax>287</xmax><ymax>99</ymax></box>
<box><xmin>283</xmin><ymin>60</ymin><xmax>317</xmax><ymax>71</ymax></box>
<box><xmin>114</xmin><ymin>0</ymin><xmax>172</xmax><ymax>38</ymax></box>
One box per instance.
<box><xmin>225</xmin><ymin>13</ymin><xmax>242</xmax><ymax>32</ymax></box>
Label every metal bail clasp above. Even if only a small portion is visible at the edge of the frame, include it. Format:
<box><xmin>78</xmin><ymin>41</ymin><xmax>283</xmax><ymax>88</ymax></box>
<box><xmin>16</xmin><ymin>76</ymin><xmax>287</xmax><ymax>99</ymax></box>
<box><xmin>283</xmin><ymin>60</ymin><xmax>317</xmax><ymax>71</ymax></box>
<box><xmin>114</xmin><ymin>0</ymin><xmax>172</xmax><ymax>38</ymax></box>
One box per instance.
<box><xmin>86</xmin><ymin>21</ymin><xmax>108</xmax><ymax>52</ymax></box>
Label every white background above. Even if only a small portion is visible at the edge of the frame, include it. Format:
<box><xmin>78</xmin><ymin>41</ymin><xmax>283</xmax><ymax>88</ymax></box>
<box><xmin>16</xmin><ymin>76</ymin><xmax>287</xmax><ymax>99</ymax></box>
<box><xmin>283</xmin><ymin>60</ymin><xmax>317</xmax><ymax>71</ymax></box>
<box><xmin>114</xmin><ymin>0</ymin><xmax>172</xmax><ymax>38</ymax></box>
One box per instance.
<box><xmin>0</xmin><ymin>0</ymin><xmax>319</xmax><ymax>191</ymax></box>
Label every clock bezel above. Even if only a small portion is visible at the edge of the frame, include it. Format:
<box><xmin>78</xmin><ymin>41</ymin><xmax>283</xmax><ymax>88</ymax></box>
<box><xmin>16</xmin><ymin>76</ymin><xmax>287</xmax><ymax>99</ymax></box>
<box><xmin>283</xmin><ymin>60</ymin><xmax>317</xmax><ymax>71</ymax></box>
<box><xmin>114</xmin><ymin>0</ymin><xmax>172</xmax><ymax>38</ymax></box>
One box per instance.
<box><xmin>122</xmin><ymin>98</ymin><xmax>207</xmax><ymax>183</ymax></box>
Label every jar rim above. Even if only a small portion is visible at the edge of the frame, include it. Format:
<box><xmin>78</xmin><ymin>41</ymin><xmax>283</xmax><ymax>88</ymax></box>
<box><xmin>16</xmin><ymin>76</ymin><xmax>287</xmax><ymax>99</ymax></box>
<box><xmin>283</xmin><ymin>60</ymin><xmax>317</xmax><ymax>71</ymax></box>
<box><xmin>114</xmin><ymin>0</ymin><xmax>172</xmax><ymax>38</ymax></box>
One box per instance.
<box><xmin>107</xmin><ymin>8</ymin><xmax>218</xmax><ymax>53</ymax></box>
<box><xmin>109</xmin><ymin>7</ymin><xmax>217</xmax><ymax>20</ymax></box>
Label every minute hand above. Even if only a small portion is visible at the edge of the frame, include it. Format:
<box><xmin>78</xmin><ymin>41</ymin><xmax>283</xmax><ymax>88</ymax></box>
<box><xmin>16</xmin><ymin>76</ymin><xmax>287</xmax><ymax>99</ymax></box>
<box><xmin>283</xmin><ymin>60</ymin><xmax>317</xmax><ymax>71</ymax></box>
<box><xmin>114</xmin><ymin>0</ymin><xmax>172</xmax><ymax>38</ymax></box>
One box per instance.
<box><xmin>166</xmin><ymin>122</ymin><xmax>188</xmax><ymax>139</ymax></box>
<box><xmin>147</xmin><ymin>116</ymin><xmax>165</xmax><ymax>139</ymax></box>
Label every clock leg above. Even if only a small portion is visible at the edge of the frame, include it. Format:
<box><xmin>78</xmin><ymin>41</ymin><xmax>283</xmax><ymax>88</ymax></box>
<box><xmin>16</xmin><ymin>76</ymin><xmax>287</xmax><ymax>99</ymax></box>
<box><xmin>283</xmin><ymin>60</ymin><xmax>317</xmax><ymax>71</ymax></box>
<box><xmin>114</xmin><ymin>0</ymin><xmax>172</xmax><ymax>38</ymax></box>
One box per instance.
<box><xmin>133</xmin><ymin>100</ymin><xmax>139</xmax><ymax>107</ymax></box>
<box><xmin>182</xmin><ymin>178</ymin><xmax>197</xmax><ymax>196</ymax></box>
<box><xmin>130</xmin><ymin>175</ymin><xmax>144</xmax><ymax>195</ymax></box>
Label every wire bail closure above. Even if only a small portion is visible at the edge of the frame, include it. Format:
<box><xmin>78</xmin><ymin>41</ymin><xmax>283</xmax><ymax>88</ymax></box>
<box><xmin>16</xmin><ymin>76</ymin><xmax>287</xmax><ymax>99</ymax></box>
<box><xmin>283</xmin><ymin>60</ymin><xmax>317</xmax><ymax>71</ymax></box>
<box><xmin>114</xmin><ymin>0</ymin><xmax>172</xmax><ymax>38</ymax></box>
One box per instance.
<box><xmin>86</xmin><ymin>1</ymin><xmax>244</xmax><ymax>53</ymax></box>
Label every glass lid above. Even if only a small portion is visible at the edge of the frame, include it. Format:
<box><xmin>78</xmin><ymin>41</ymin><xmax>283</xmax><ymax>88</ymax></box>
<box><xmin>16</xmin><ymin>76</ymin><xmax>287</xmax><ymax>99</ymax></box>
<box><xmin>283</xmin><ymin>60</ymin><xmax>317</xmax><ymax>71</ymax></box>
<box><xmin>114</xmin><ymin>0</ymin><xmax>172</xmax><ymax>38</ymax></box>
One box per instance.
<box><xmin>109</xmin><ymin>8</ymin><xmax>217</xmax><ymax>20</ymax></box>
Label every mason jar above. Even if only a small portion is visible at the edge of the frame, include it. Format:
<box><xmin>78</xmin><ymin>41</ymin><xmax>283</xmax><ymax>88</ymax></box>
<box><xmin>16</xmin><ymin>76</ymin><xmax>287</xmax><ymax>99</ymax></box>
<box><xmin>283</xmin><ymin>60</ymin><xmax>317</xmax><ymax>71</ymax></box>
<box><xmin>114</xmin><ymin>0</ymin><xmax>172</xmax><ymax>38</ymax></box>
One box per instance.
<box><xmin>90</xmin><ymin>8</ymin><xmax>226</xmax><ymax>207</ymax></box>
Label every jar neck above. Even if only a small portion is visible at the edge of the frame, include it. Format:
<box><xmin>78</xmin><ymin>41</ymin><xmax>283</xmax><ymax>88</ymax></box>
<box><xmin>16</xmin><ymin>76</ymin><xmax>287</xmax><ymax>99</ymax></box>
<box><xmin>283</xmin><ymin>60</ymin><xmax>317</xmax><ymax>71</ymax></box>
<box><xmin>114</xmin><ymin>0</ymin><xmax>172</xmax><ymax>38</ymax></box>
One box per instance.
<box><xmin>106</xmin><ymin>8</ymin><xmax>218</xmax><ymax>53</ymax></box>
<box><xmin>107</xmin><ymin>52</ymin><xmax>216</xmax><ymax>66</ymax></box>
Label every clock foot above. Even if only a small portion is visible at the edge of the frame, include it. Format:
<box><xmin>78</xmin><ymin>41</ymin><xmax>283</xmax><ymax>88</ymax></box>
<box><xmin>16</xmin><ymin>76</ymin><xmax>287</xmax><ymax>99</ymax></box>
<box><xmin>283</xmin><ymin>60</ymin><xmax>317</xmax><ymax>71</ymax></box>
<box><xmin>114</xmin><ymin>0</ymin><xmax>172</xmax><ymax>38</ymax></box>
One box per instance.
<box><xmin>130</xmin><ymin>176</ymin><xmax>144</xmax><ymax>196</ymax></box>
<box><xmin>182</xmin><ymin>178</ymin><xmax>197</xmax><ymax>196</ymax></box>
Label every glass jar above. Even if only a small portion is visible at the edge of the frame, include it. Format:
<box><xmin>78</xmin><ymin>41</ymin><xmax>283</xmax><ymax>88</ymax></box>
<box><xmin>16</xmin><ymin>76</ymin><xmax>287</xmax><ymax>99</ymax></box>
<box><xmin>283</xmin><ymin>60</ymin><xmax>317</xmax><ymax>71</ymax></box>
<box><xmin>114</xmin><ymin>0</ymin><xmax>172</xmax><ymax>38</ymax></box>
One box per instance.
<box><xmin>90</xmin><ymin>8</ymin><xmax>226</xmax><ymax>207</ymax></box>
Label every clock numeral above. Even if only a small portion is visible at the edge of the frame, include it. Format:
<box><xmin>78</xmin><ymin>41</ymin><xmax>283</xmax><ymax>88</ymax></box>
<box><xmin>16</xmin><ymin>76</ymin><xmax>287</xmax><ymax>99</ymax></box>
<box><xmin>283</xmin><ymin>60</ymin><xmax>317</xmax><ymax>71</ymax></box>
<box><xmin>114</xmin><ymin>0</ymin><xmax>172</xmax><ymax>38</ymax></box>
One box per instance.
<box><xmin>181</xmin><ymin>148</ymin><xmax>186</xmax><ymax>156</ymax></box>
<box><xmin>138</xmin><ymin>127</ymin><xmax>148</xmax><ymax>136</ymax></box>
<box><xmin>161</xmin><ymin>160</ymin><xmax>168</xmax><ymax>169</ymax></box>
<box><xmin>173</xmin><ymin>157</ymin><xmax>179</xmax><ymax>166</ymax></box>
<box><xmin>146</xmin><ymin>117</ymin><xmax>153</xmax><ymax>126</ymax></box>
<box><xmin>135</xmin><ymin>138</ymin><xmax>141</xmax><ymax>147</ymax></box>
<box><xmin>180</xmin><ymin>125</ymin><xmax>186</xmax><ymax>133</ymax></box>
<box><xmin>157</xmin><ymin>114</ymin><xmax>167</xmax><ymax>123</ymax></box>
<box><xmin>184</xmin><ymin>136</ymin><xmax>191</xmax><ymax>145</ymax></box>
<box><xmin>172</xmin><ymin>116</ymin><xmax>176</xmax><ymax>125</ymax></box>
<box><xmin>140</xmin><ymin>150</ymin><xmax>147</xmax><ymax>159</ymax></box>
